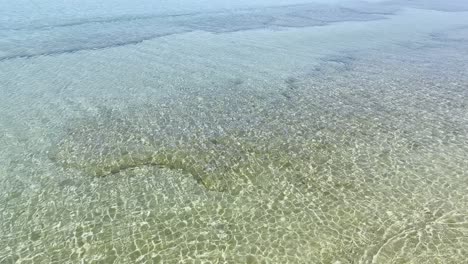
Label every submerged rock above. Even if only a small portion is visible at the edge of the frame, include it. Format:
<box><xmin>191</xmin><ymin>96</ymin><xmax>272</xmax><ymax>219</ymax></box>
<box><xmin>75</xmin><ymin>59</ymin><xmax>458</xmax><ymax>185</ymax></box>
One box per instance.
<box><xmin>48</xmin><ymin>106</ymin><xmax>291</xmax><ymax>193</ymax></box>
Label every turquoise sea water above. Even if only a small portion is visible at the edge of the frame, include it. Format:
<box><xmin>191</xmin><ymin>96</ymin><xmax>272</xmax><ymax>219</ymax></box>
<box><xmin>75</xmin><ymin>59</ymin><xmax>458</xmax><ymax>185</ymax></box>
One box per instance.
<box><xmin>1</xmin><ymin>0</ymin><xmax>468</xmax><ymax>263</ymax></box>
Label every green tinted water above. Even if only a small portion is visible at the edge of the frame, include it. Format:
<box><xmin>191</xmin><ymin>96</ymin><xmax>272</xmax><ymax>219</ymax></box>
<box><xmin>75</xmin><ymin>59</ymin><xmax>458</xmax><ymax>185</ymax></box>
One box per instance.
<box><xmin>1</xmin><ymin>5</ymin><xmax>468</xmax><ymax>264</ymax></box>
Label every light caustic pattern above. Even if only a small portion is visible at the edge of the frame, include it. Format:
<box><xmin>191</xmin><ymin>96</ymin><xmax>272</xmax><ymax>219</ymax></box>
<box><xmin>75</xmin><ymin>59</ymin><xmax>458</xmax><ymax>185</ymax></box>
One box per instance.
<box><xmin>2</xmin><ymin>40</ymin><xmax>468</xmax><ymax>263</ymax></box>
<box><xmin>1</xmin><ymin>4</ymin><xmax>468</xmax><ymax>263</ymax></box>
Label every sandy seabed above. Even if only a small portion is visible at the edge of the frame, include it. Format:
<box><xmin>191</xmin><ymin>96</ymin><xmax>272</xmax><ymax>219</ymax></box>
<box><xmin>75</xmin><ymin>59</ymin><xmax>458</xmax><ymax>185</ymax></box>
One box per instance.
<box><xmin>1</xmin><ymin>4</ymin><xmax>468</xmax><ymax>264</ymax></box>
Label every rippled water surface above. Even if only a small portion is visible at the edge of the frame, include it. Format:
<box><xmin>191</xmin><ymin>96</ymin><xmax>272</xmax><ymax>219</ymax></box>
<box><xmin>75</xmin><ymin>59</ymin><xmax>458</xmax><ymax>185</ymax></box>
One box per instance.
<box><xmin>1</xmin><ymin>0</ymin><xmax>468</xmax><ymax>263</ymax></box>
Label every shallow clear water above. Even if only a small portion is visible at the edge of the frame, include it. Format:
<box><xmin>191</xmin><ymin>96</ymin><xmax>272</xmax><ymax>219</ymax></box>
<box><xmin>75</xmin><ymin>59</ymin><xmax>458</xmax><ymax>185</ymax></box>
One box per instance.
<box><xmin>1</xmin><ymin>0</ymin><xmax>468</xmax><ymax>263</ymax></box>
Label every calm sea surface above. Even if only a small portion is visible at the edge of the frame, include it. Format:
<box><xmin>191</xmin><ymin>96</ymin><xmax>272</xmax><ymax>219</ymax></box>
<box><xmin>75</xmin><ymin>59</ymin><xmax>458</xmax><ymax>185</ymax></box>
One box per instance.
<box><xmin>1</xmin><ymin>0</ymin><xmax>468</xmax><ymax>263</ymax></box>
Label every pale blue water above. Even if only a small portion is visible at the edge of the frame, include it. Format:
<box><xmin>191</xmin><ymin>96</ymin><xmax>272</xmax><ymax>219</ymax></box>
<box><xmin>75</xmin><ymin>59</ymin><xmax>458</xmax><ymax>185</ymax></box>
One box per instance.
<box><xmin>1</xmin><ymin>0</ymin><xmax>468</xmax><ymax>263</ymax></box>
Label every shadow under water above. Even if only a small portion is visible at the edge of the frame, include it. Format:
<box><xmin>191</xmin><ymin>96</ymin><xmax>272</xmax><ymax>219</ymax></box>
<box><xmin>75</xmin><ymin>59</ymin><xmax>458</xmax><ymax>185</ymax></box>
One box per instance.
<box><xmin>1</xmin><ymin>13</ymin><xmax>468</xmax><ymax>262</ymax></box>
<box><xmin>37</xmin><ymin>46</ymin><xmax>468</xmax><ymax>262</ymax></box>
